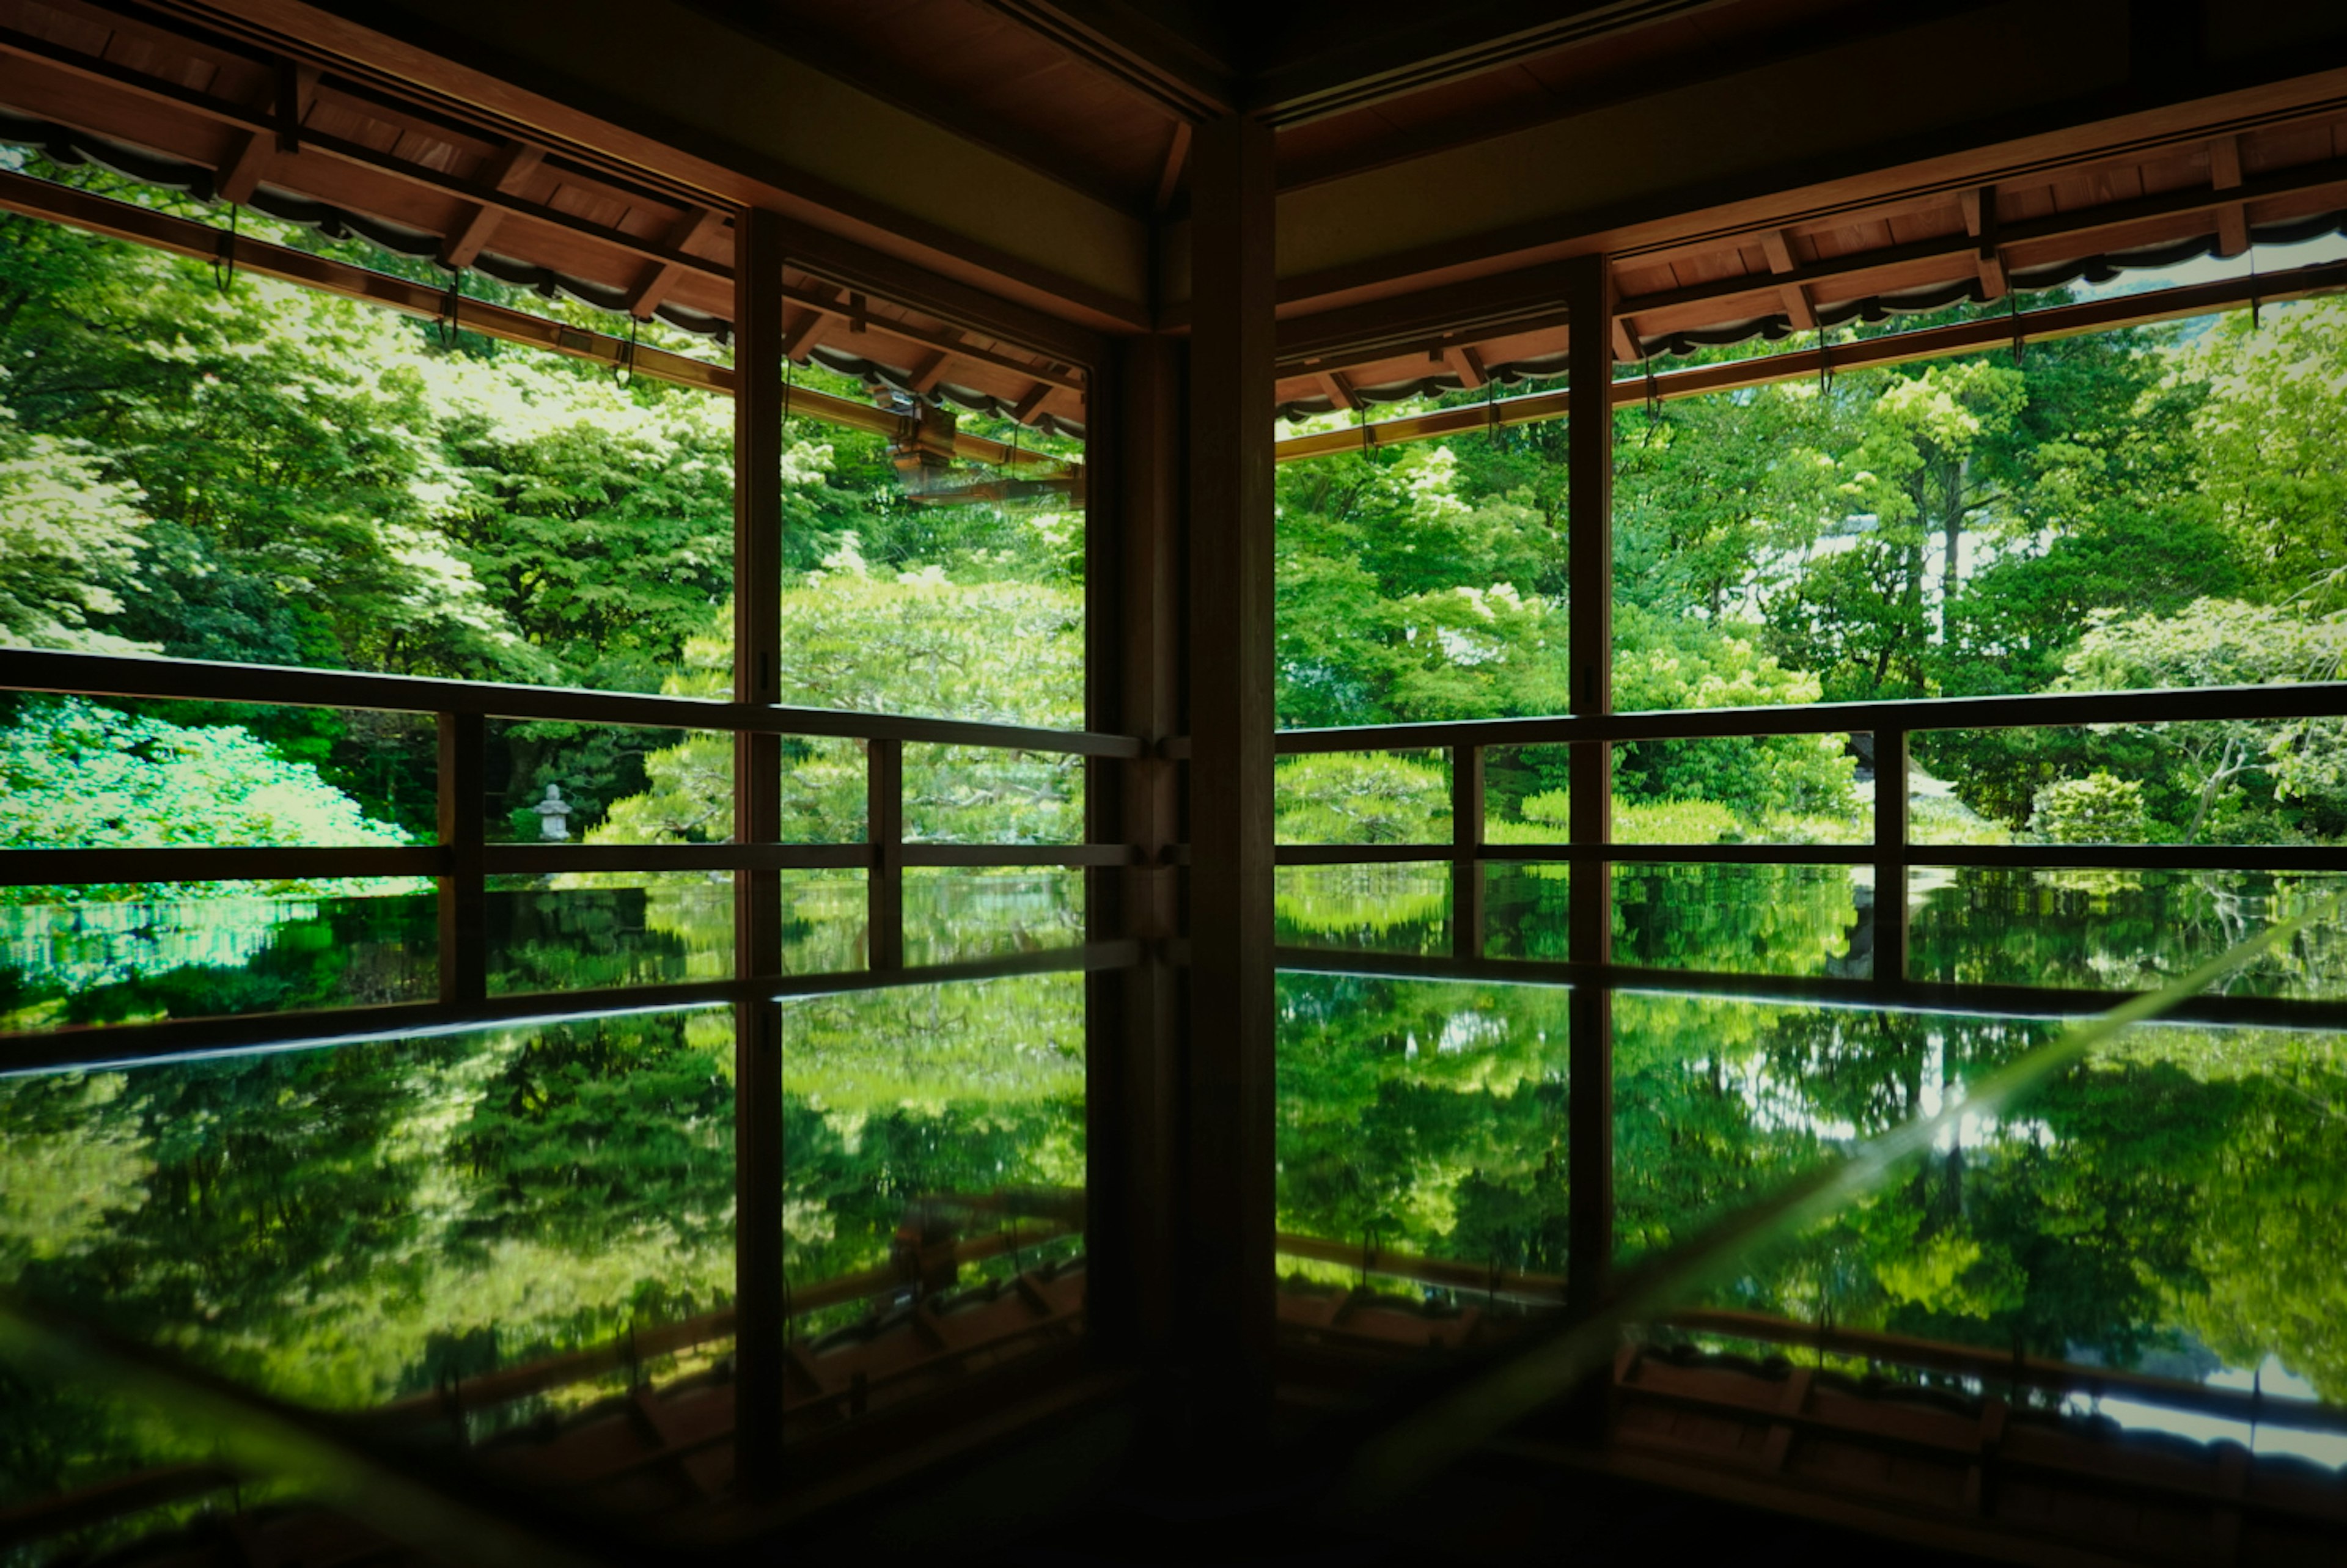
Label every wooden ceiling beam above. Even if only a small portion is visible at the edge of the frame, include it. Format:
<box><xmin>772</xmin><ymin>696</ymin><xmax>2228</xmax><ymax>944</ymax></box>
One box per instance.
<box><xmin>1454</xmin><ymin>346</ymin><xmax>1487</xmax><ymax>389</ymax></box>
<box><xmin>680</xmin><ymin>0</ymin><xmax>1149</xmax><ymax>211</ymax></box>
<box><xmin>974</xmin><ymin>1</ymin><xmax>1237</xmax><ymax>122</ymax></box>
<box><xmin>1610</xmin><ymin>318</ymin><xmax>1639</xmax><ymax>362</ymax></box>
<box><xmin>1252</xmin><ymin>0</ymin><xmax>1742</xmax><ymax>128</ymax></box>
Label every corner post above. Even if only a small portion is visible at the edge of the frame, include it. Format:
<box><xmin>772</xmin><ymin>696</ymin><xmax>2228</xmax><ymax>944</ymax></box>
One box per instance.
<box><xmin>1182</xmin><ymin>111</ymin><xmax>1278</xmax><ymax>1429</ymax></box>
<box><xmin>1564</xmin><ymin>252</ymin><xmax>1616</xmax><ymax>1318</ymax></box>
<box><xmin>732</xmin><ymin>205</ymin><xmax>787</xmax><ymax>1491</ymax></box>
<box><xmin>1087</xmin><ymin>332</ymin><xmax>1185</xmax><ymax>1366</ymax></box>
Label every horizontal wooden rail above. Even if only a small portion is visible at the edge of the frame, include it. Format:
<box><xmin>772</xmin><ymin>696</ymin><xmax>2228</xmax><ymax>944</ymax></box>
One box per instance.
<box><xmin>0</xmin><ymin>1461</ymin><xmax>244</xmax><ymax>1553</ymax></box>
<box><xmin>1658</xmin><ymin>1308</ymin><xmax>2347</xmax><ymax>1438</ymax></box>
<box><xmin>0</xmin><ymin>846</ymin><xmax>444</xmax><ymax>885</ymax></box>
<box><xmin>1269</xmin><ymin>1242</ymin><xmax>2347</xmax><ymax>1438</ymax></box>
<box><xmin>1273</xmin><ymin>260</ymin><xmax>2347</xmax><ymax>465</ymax></box>
<box><xmin>1273</xmin><ymin>946</ymin><xmax>2347</xmax><ymax>1033</ymax></box>
<box><xmin>1276</xmin><ymin>1233</ymin><xmax>1569</xmax><ymax>1307</ymax></box>
<box><xmin>367</xmin><ymin>1225</ymin><xmax>1074</xmax><ymax>1430</ymax></box>
<box><xmin>0</xmin><ymin>841</ymin><xmax>1142</xmax><ymax>885</ymax></box>
<box><xmin>0</xmin><ymin>940</ymin><xmax>1142</xmax><ymax>1076</ymax></box>
<box><xmin>1273</xmin><ymin>842</ymin><xmax>2347</xmax><ymax>871</ymax></box>
<box><xmin>0</xmin><ymin>648</ymin><xmax>1142</xmax><ymax>757</ymax></box>
<box><xmin>1261</xmin><ymin>678</ymin><xmax>2347</xmax><ymax>753</ymax></box>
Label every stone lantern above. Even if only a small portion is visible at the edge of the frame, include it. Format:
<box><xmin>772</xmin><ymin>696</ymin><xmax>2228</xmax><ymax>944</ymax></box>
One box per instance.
<box><xmin>534</xmin><ymin>783</ymin><xmax>573</xmax><ymax>841</ymax></box>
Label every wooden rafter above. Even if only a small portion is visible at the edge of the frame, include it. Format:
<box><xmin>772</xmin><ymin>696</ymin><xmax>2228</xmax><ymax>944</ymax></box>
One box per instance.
<box><xmin>624</xmin><ymin>203</ymin><xmax>725</xmax><ymax>318</ymax></box>
<box><xmin>1960</xmin><ymin>184</ymin><xmax>2006</xmax><ymax>299</ymax></box>
<box><xmin>212</xmin><ymin>128</ymin><xmax>270</xmax><ymax>205</ymax></box>
<box><xmin>1153</xmin><ymin>119</ymin><xmax>1191</xmax><ymax>214</ymax></box>
<box><xmin>0</xmin><ymin>170</ymin><xmax>1078</xmax><ymax>479</ymax></box>
<box><xmin>779</xmin><ymin>301</ymin><xmax>829</xmax><ymax>359</ymax></box>
<box><xmin>1758</xmin><ymin>225</ymin><xmax>1820</xmax><ymax>326</ymax></box>
<box><xmin>2211</xmin><ymin>134</ymin><xmax>2249</xmax><ymax>258</ymax></box>
<box><xmin>1275</xmin><ymin>258</ymin><xmax>2347</xmax><ymax>466</ymax></box>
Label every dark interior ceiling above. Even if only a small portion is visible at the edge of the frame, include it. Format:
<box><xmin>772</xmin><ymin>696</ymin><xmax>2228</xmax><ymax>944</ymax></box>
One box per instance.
<box><xmin>682</xmin><ymin>0</ymin><xmax>1961</xmax><ymax>213</ymax></box>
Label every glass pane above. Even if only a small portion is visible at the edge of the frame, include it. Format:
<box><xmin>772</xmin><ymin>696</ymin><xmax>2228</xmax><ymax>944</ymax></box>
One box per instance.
<box><xmin>1615</xmin><ymin>735</ymin><xmax>1868</xmax><ymax>844</ymax></box>
<box><xmin>0</xmin><ymin>206</ymin><xmax>733</xmax><ymax>695</ymax></box>
<box><xmin>1909</xmin><ymin>866</ymin><xmax>2347</xmax><ymax>997</ymax></box>
<box><xmin>483</xmin><ymin>719</ymin><xmax>726</xmax><ymax>846</ymax></box>
<box><xmin>1276</xmin><ymin>428</ymin><xmax>1568</xmax><ymax>733</ymax></box>
<box><xmin>901</xmin><ymin>868</ymin><xmax>1082</xmax><ymax>967</ymax></box>
<box><xmin>1276</xmin><ymin>749</ymin><xmax>1450</xmax><ymax>845</ymax></box>
<box><xmin>1</xmin><ymin>885</ymin><xmax>433</xmax><ymax>1032</ymax></box>
<box><xmin>774</xmin><ymin>349</ymin><xmax>1084</xmax><ymax>733</ymax></box>
<box><xmin>1483</xmin><ymin>863</ymin><xmax>1571</xmax><ymax>962</ymax></box>
<box><xmin>1611</xmin><ymin>863</ymin><xmax>1869</xmax><ymax>978</ymax></box>
<box><xmin>903</xmin><ymin>744</ymin><xmax>1082</xmax><ymax>844</ymax></box>
<box><xmin>0</xmin><ymin>698</ymin><xmax>433</xmax><ymax>859</ymax></box>
<box><xmin>485</xmin><ymin>873</ymin><xmax>732</xmax><ymax>994</ymax></box>
<box><xmin>1914</xmin><ymin>717</ymin><xmax>2347</xmax><ymax>849</ymax></box>
<box><xmin>1275</xmin><ymin>864</ymin><xmax>1452</xmax><ymax>956</ymax></box>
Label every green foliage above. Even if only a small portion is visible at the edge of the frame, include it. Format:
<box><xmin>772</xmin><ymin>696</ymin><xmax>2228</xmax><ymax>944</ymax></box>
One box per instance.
<box><xmin>2033</xmin><ymin>771</ymin><xmax>2148</xmax><ymax>844</ymax></box>
<box><xmin>595</xmin><ymin>548</ymin><xmax>1084</xmax><ymax>851</ymax></box>
<box><xmin>1275</xmin><ymin>752</ymin><xmax>1449</xmax><ymax>844</ymax></box>
<box><xmin>2187</xmin><ymin>299</ymin><xmax>2347</xmax><ymax>607</ymax></box>
<box><xmin>0</xmin><ymin>700</ymin><xmax>415</xmax><ymax>902</ymax></box>
<box><xmin>0</xmin><ymin>406</ymin><xmax>149</xmax><ymax>652</ymax></box>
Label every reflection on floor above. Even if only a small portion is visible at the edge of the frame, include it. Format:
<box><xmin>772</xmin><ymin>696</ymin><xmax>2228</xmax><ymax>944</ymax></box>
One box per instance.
<box><xmin>1274</xmin><ymin>1265</ymin><xmax>2347</xmax><ymax>1566</ymax></box>
<box><xmin>4</xmin><ymin>1207</ymin><xmax>1084</xmax><ymax>1566</ymax></box>
<box><xmin>19</xmin><ymin>1228</ymin><xmax>2347</xmax><ymax>1566</ymax></box>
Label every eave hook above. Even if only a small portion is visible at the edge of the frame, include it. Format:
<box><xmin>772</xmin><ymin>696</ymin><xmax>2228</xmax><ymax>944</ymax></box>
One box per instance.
<box><xmin>435</xmin><ymin>271</ymin><xmax>463</xmax><ymax>350</ymax></box>
<box><xmin>211</xmin><ymin>203</ymin><xmax>239</xmax><ymax>297</ymax></box>
<box><xmin>615</xmin><ymin>314</ymin><xmax>639</xmax><ymax>389</ymax></box>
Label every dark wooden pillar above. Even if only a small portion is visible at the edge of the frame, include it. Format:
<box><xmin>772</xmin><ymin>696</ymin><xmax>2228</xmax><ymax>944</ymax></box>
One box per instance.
<box><xmin>1873</xmin><ymin>727</ymin><xmax>1910</xmax><ymax>983</ymax></box>
<box><xmin>435</xmin><ymin>711</ymin><xmax>485</xmax><ymax>1005</ymax></box>
<box><xmin>1563</xmin><ymin>252</ymin><xmax>1615</xmax><ymax>1314</ymax></box>
<box><xmin>1086</xmin><ymin>332</ymin><xmax>1185</xmax><ymax>1365</ymax></box>
<box><xmin>1452</xmin><ymin>744</ymin><xmax>1485</xmax><ymax>961</ymax></box>
<box><xmin>732</xmin><ymin>206</ymin><xmax>787</xmax><ymax>1491</ymax></box>
<box><xmin>1180</xmin><ymin>111</ymin><xmax>1277</xmax><ymax>1424</ymax></box>
<box><xmin>867</xmin><ymin>738</ymin><xmax>905</xmax><ymax>971</ymax></box>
